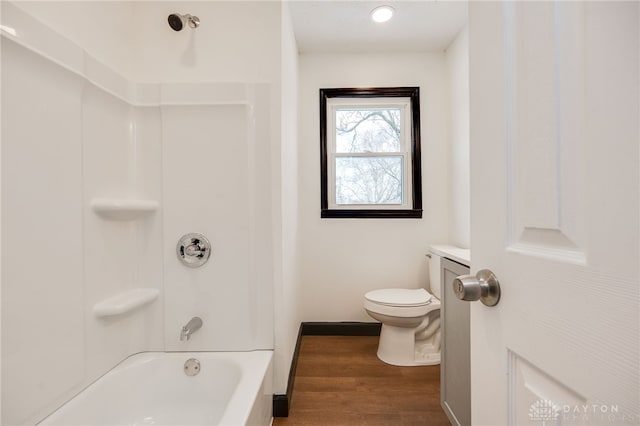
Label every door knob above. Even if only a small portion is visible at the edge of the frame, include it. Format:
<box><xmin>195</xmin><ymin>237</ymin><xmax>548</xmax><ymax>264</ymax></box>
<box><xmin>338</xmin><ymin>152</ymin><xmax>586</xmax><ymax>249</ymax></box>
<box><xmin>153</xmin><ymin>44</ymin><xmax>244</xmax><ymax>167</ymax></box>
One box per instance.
<box><xmin>453</xmin><ymin>269</ymin><xmax>501</xmax><ymax>306</ymax></box>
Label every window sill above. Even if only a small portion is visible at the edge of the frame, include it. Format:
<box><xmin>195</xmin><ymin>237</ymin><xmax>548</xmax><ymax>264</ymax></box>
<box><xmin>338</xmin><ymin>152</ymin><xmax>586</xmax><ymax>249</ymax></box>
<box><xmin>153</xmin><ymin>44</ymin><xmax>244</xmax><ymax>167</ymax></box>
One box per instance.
<box><xmin>321</xmin><ymin>209</ymin><xmax>423</xmax><ymax>219</ymax></box>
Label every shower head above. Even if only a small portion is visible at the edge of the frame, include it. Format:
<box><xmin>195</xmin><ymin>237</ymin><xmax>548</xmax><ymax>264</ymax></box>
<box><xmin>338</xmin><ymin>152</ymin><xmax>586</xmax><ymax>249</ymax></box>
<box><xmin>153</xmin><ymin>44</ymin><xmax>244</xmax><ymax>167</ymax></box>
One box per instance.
<box><xmin>168</xmin><ymin>13</ymin><xmax>200</xmax><ymax>31</ymax></box>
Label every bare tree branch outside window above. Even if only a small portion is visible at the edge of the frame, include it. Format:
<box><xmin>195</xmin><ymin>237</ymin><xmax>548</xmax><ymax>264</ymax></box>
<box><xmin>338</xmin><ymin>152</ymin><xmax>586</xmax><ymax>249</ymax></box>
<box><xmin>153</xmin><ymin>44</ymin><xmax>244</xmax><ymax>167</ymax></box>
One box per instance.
<box><xmin>334</xmin><ymin>109</ymin><xmax>403</xmax><ymax>204</ymax></box>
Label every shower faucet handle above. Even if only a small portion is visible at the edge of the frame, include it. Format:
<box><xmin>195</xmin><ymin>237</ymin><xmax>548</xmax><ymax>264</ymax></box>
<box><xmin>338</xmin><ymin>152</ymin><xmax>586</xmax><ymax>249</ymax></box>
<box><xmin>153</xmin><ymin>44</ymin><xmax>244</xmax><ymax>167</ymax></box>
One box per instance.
<box><xmin>177</xmin><ymin>233</ymin><xmax>211</xmax><ymax>268</ymax></box>
<box><xmin>184</xmin><ymin>243</ymin><xmax>204</xmax><ymax>257</ymax></box>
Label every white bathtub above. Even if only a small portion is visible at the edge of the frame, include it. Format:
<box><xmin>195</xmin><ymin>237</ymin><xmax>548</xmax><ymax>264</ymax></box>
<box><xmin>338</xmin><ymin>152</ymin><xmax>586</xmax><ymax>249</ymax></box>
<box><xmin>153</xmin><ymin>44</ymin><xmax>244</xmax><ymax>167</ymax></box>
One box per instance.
<box><xmin>38</xmin><ymin>351</ymin><xmax>273</xmax><ymax>426</ymax></box>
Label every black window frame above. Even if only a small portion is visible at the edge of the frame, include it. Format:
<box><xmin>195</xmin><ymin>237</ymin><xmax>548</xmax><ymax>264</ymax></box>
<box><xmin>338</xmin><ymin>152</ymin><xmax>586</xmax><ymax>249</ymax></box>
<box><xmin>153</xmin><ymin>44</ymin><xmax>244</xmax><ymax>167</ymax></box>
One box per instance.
<box><xmin>319</xmin><ymin>87</ymin><xmax>423</xmax><ymax>219</ymax></box>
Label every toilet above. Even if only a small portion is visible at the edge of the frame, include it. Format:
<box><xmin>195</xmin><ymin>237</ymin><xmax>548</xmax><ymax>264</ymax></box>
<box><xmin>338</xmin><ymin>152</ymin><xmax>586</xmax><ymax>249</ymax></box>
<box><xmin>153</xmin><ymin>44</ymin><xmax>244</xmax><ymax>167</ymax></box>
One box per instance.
<box><xmin>364</xmin><ymin>254</ymin><xmax>442</xmax><ymax>366</ymax></box>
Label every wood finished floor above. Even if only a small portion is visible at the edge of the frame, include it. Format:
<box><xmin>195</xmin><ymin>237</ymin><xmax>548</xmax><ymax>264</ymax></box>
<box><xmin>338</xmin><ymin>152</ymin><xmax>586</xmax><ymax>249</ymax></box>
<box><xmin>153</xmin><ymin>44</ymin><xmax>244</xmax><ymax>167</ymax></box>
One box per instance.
<box><xmin>273</xmin><ymin>336</ymin><xmax>451</xmax><ymax>426</ymax></box>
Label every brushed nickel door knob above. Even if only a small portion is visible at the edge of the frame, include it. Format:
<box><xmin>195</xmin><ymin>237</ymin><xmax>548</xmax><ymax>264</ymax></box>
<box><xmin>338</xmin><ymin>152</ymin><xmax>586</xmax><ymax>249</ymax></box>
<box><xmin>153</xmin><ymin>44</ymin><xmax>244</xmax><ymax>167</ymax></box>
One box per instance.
<box><xmin>453</xmin><ymin>269</ymin><xmax>500</xmax><ymax>307</ymax></box>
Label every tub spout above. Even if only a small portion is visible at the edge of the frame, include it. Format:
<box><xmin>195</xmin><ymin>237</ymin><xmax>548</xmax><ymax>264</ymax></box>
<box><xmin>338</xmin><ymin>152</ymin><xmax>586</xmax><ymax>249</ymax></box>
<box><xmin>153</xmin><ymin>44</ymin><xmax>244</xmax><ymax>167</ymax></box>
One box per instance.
<box><xmin>180</xmin><ymin>316</ymin><xmax>203</xmax><ymax>341</ymax></box>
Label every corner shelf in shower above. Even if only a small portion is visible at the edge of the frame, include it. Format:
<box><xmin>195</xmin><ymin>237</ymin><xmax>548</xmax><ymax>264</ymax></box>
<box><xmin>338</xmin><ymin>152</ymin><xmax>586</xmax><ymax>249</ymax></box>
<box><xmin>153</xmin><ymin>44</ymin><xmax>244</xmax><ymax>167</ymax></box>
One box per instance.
<box><xmin>93</xmin><ymin>288</ymin><xmax>160</xmax><ymax>318</ymax></box>
<box><xmin>91</xmin><ymin>198</ymin><xmax>159</xmax><ymax>221</ymax></box>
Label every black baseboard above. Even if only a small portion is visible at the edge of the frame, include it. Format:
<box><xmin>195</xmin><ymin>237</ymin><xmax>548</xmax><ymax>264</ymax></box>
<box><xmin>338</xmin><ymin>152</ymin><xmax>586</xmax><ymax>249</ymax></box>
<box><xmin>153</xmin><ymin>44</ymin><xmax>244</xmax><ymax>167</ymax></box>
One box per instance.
<box><xmin>301</xmin><ymin>321</ymin><xmax>381</xmax><ymax>336</ymax></box>
<box><xmin>272</xmin><ymin>394</ymin><xmax>289</xmax><ymax>417</ymax></box>
<box><xmin>272</xmin><ymin>323</ymin><xmax>304</xmax><ymax>417</ymax></box>
<box><xmin>272</xmin><ymin>321</ymin><xmax>381</xmax><ymax>417</ymax></box>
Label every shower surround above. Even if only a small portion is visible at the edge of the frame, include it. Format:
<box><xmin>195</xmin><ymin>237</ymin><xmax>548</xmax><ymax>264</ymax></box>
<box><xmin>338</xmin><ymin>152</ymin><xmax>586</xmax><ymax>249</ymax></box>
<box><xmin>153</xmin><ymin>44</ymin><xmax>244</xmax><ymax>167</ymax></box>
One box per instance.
<box><xmin>1</xmin><ymin>2</ymin><xmax>276</xmax><ymax>424</ymax></box>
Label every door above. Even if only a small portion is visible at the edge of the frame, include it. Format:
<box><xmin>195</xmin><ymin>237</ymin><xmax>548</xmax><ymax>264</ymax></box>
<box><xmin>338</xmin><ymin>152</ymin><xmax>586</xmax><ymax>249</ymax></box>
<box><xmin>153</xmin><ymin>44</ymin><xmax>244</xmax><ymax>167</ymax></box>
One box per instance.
<box><xmin>469</xmin><ymin>2</ymin><xmax>639</xmax><ymax>426</ymax></box>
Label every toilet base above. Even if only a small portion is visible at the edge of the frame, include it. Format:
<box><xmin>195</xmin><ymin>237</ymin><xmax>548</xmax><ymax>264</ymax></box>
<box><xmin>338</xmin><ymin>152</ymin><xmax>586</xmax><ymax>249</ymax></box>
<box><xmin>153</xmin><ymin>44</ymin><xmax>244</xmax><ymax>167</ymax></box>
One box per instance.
<box><xmin>377</xmin><ymin>324</ymin><xmax>441</xmax><ymax>367</ymax></box>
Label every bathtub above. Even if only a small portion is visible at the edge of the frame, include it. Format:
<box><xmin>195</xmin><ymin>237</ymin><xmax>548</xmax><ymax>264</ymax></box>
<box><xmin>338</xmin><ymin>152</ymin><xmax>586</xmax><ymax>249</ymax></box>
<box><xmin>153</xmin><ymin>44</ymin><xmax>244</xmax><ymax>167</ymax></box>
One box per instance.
<box><xmin>38</xmin><ymin>351</ymin><xmax>273</xmax><ymax>426</ymax></box>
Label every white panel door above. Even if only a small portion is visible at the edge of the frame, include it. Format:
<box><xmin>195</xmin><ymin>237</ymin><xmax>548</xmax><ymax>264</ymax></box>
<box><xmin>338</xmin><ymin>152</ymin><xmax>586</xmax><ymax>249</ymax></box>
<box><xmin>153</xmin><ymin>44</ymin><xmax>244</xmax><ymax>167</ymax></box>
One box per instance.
<box><xmin>469</xmin><ymin>2</ymin><xmax>639</xmax><ymax>425</ymax></box>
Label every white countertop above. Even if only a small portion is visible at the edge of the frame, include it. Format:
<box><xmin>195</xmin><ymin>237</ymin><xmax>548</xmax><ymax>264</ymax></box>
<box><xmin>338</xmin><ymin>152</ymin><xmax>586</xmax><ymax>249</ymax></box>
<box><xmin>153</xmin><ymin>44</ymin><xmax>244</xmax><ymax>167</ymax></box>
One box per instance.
<box><xmin>429</xmin><ymin>245</ymin><xmax>471</xmax><ymax>266</ymax></box>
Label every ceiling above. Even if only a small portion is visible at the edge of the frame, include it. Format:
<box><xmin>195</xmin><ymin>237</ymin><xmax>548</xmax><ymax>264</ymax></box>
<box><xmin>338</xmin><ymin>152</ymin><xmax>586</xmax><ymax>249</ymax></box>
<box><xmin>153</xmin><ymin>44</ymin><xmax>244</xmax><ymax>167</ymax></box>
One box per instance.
<box><xmin>288</xmin><ymin>1</ymin><xmax>468</xmax><ymax>54</ymax></box>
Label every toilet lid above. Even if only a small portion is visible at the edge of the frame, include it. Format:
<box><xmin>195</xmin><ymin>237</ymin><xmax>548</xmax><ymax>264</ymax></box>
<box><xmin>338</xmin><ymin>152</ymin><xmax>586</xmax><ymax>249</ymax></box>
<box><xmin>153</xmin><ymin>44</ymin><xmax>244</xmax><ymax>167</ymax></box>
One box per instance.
<box><xmin>364</xmin><ymin>288</ymin><xmax>432</xmax><ymax>307</ymax></box>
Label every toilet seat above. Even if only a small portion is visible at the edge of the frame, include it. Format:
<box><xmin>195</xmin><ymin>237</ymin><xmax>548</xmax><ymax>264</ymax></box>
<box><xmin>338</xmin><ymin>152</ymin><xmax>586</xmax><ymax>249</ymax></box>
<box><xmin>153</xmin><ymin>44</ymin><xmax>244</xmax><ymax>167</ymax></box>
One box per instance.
<box><xmin>365</xmin><ymin>288</ymin><xmax>432</xmax><ymax>307</ymax></box>
<box><xmin>364</xmin><ymin>288</ymin><xmax>439</xmax><ymax>319</ymax></box>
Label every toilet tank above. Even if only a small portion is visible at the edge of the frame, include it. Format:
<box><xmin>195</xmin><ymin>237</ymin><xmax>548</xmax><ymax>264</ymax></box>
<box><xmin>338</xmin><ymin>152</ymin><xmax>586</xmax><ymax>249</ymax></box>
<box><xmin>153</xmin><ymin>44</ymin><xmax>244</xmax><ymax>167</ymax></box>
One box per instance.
<box><xmin>428</xmin><ymin>253</ymin><xmax>443</xmax><ymax>300</ymax></box>
<box><xmin>428</xmin><ymin>245</ymin><xmax>471</xmax><ymax>300</ymax></box>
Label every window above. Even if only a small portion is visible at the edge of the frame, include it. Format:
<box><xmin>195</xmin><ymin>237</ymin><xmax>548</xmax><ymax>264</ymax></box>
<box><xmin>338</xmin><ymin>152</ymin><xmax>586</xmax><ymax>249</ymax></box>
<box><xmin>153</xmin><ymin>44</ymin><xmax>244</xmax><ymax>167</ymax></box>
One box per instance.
<box><xmin>320</xmin><ymin>87</ymin><xmax>422</xmax><ymax>218</ymax></box>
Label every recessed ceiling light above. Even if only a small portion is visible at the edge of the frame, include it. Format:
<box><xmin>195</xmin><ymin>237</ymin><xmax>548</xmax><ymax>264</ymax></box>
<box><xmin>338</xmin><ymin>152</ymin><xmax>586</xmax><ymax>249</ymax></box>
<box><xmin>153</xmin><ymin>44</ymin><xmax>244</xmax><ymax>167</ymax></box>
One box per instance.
<box><xmin>370</xmin><ymin>5</ymin><xmax>394</xmax><ymax>23</ymax></box>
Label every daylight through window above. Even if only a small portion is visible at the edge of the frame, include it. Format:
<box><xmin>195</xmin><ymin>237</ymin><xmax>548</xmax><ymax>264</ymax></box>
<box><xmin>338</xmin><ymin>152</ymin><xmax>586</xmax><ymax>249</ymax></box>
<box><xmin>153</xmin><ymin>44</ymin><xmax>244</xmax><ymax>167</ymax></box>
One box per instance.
<box><xmin>320</xmin><ymin>87</ymin><xmax>422</xmax><ymax>218</ymax></box>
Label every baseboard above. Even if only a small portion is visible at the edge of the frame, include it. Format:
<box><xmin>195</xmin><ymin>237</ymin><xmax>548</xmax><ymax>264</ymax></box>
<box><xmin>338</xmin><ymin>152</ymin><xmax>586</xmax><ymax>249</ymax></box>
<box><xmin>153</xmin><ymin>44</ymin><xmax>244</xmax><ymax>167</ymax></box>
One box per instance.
<box><xmin>272</xmin><ymin>323</ymin><xmax>303</xmax><ymax>417</ymax></box>
<box><xmin>272</xmin><ymin>321</ymin><xmax>381</xmax><ymax>417</ymax></box>
<box><xmin>301</xmin><ymin>321</ymin><xmax>381</xmax><ymax>336</ymax></box>
<box><xmin>272</xmin><ymin>394</ymin><xmax>289</xmax><ymax>418</ymax></box>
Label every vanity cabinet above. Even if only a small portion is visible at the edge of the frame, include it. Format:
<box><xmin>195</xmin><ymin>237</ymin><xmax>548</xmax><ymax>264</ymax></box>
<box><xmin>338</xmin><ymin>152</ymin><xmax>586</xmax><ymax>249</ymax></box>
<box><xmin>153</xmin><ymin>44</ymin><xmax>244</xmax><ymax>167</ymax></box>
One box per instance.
<box><xmin>441</xmin><ymin>257</ymin><xmax>471</xmax><ymax>426</ymax></box>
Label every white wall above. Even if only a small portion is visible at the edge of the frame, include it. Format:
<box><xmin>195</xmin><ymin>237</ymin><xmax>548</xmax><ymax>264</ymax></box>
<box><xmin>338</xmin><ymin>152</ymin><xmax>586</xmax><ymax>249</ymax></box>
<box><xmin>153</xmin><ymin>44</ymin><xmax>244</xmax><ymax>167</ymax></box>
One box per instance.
<box><xmin>130</xmin><ymin>1</ymin><xmax>281</xmax><ymax>85</ymax></box>
<box><xmin>81</xmin><ymin>85</ymin><xmax>165</xmax><ymax>380</ymax></box>
<box><xmin>129</xmin><ymin>0</ymin><xmax>293</xmax><ymax>394</ymax></box>
<box><xmin>13</xmin><ymin>1</ymin><xmax>283</xmax><ymax>86</ymax></box>
<box><xmin>273</xmin><ymin>2</ymin><xmax>301</xmax><ymax>394</ymax></box>
<box><xmin>2</xmin><ymin>38</ymin><xmax>86</xmax><ymax>426</ymax></box>
<box><xmin>297</xmin><ymin>53</ymin><xmax>451</xmax><ymax>322</ymax></box>
<box><xmin>11</xmin><ymin>1</ymin><xmax>137</xmax><ymax>80</ymax></box>
<box><xmin>2</xmin><ymin>2</ymin><xmax>283</xmax><ymax>423</ymax></box>
<box><xmin>445</xmin><ymin>26</ymin><xmax>470</xmax><ymax>249</ymax></box>
<box><xmin>1</xmin><ymin>35</ymin><xmax>164</xmax><ymax>426</ymax></box>
<box><xmin>129</xmin><ymin>0</ymin><xmax>284</xmax><ymax>361</ymax></box>
<box><xmin>159</xmin><ymin>85</ymin><xmax>274</xmax><ymax>353</ymax></box>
